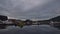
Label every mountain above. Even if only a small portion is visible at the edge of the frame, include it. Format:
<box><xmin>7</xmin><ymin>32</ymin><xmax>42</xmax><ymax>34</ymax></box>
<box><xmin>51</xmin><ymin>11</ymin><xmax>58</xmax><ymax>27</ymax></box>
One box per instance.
<box><xmin>0</xmin><ymin>15</ymin><xmax>8</xmax><ymax>21</ymax></box>
<box><xmin>49</xmin><ymin>16</ymin><xmax>60</xmax><ymax>22</ymax></box>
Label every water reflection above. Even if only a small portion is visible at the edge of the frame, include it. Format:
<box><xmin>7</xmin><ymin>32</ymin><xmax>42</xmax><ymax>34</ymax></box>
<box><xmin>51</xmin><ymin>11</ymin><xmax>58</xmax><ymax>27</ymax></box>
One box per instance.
<box><xmin>0</xmin><ymin>25</ymin><xmax>60</xmax><ymax>34</ymax></box>
<box><xmin>53</xmin><ymin>26</ymin><xmax>60</xmax><ymax>30</ymax></box>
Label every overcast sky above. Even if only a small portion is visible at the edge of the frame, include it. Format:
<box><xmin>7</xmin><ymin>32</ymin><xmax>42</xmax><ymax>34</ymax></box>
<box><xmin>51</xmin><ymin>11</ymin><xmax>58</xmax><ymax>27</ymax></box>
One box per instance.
<box><xmin>0</xmin><ymin>0</ymin><xmax>60</xmax><ymax>20</ymax></box>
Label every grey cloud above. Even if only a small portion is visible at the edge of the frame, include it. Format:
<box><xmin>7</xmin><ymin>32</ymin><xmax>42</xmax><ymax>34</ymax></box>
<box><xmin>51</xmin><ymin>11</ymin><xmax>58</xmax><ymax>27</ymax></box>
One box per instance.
<box><xmin>18</xmin><ymin>0</ymin><xmax>60</xmax><ymax>19</ymax></box>
<box><xmin>0</xmin><ymin>0</ymin><xmax>60</xmax><ymax>20</ymax></box>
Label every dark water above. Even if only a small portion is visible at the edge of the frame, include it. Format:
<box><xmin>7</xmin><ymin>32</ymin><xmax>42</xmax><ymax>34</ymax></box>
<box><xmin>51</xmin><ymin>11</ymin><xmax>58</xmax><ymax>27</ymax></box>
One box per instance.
<box><xmin>0</xmin><ymin>25</ymin><xmax>60</xmax><ymax>34</ymax></box>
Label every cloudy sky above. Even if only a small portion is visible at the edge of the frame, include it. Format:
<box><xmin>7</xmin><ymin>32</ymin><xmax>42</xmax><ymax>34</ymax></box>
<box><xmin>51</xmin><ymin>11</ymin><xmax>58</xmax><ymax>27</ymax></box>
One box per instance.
<box><xmin>0</xmin><ymin>0</ymin><xmax>60</xmax><ymax>20</ymax></box>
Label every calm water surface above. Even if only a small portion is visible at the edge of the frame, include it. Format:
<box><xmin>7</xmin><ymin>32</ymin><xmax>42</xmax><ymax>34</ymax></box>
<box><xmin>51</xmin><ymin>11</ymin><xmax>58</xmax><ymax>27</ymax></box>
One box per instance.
<box><xmin>0</xmin><ymin>25</ymin><xmax>60</xmax><ymax>34</ymax></box>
